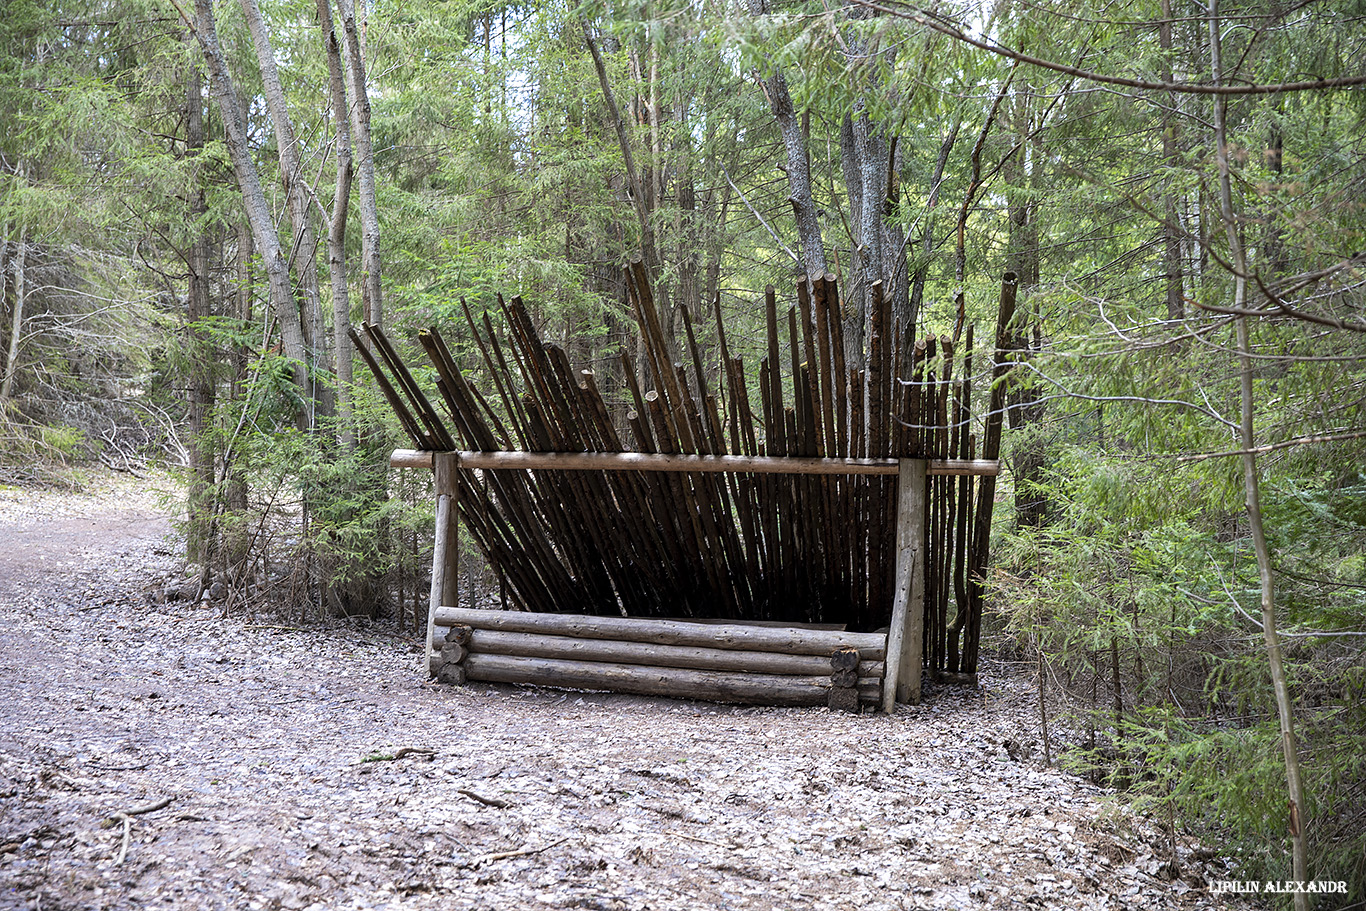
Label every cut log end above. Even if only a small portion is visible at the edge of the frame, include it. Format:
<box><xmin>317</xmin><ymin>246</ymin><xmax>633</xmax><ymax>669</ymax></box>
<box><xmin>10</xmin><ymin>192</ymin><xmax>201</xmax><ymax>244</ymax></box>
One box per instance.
<box><xmin>828</xmin><ymin>686</ymin><xmax>860</xmax><ymax>713</ymax></box>
<box><xmin>436</xmin><ymin>662</ymin><xmax>468</xmax><ymax>686</ymax></box>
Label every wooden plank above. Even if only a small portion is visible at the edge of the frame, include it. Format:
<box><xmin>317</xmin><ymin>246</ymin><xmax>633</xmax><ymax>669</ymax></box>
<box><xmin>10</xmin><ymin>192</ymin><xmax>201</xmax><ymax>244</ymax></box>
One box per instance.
<box><xmin>883</xmin><ymin>458</ymin><xmax>927</xmax><ymax>711</ymax></box>
<box><xmin>462</xmin><ymin>653</ymin><xmax>831</xmax><ymax>706</ymax></box>
<box><xmin>467</xmin><ymin>629</ymin><xmax>883</xmax><ymax>677</ymax></box>
<box><xmin>389</xmin><ymin>449</ymin><xmax>999</xmax><ymax>477</ymax></box>
<box><xmin>434</xmin><ymin>607</ymin><xmax>887</xmax><ymax>658</ymax></box>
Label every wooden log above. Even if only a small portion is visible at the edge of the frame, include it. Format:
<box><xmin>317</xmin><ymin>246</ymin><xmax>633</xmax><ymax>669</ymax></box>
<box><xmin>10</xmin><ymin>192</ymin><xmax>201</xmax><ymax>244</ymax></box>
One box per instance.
<box><xmin>660</xmin><ymin>617</ymin><xmax>848</xmax><ymax>631</ymax></box>
<box><xmin>883</xmin><ymin>458</ymin><xmax>926</xmax><ymax>710</ymax></box>
<box><xmin>368</xmin><ymin>324</ymin><xmax>456</xmax><ymax>451</ymax></box>
<box><xmin>467</xmin><ymin>629</ymin><xmax>869</xmax><ymax>676</ymax></box>
<box><xmin>389</xmin><ymin>448</ymin><xmax>1000</xmax><ymax>476</ymax></box>
<box><xmin>434</xmin><ymin>607</ymin><xmax>887</xmax><ymax>658</ymax></box>
<box><xmin>463</xmin><ymin>653</ymin><xmax>830</xmax><ymax>707</ymax></box>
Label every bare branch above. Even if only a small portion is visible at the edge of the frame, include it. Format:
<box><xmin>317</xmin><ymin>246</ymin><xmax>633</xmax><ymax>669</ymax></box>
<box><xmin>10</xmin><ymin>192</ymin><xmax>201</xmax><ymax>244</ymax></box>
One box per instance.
<box><xmin>1177</xmin><ymin>429</ymin><xmax>1366</xmax><ymax>462</ymax></box>
<box><xmin>848</xmin><ymin>0</ymin><xmax>1366</xmax><ymax>95</ymax></box>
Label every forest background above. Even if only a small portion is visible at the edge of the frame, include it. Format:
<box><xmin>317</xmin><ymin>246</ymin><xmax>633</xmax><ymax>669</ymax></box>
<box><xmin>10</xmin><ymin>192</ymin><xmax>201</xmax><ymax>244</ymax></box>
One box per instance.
<box><xmin>1</xmin><ymin>0</ymin><xmax>1363</xmax><ymax>903</ymax></box>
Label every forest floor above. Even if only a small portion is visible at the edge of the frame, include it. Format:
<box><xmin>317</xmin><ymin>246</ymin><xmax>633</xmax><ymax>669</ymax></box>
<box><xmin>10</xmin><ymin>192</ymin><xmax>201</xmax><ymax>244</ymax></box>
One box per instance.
<box><xmin>0</xmin><ymin>469</ymin><xmax>1257</xmax><ymax>911</ymax></box>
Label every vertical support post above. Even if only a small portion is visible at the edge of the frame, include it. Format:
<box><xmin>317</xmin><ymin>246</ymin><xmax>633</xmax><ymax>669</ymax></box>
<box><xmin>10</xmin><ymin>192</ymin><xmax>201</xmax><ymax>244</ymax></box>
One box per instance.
<box><xmin>882</xmin><ymin>458</ymin><xmax>926</xmax><ymax>711</ymax></box>
<box><xmin>427</xmin><ymin>452</ymin><xmax>460</xmax><ymax>676</ymax></box>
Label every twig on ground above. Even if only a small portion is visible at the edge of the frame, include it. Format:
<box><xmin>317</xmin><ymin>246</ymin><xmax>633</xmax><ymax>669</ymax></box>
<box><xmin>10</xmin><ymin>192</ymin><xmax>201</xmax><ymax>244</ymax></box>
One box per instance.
<box><xmin>114</xmin><ymin>816</ymin><xmax>132</xmax><ymax>866</ymax></box>
<box><xmin>108</xmin><ymin>797</ymin><xmax>175</xmax><ymax>866</ymax></box>
<box><xmin>465</xmin><ymin>836</ymin><xmax>571</xmax><ymax>868</ymax></box>
<box><xmin>456</xmin><ymin>788</ymin><xmax>511</xmax><ymax>809</ymax></box>
<box><xmin>667</xmin><ymin>830</ymin><xmax>731</xmax><ymax>849</ymax></box>
<box><xmin>103</xmin><ymin>796</ymin><xmax>175</xmax><ymax>827</ymax></box>
<box><xmin>361</xmin><ymin>747</ymin><xmax>436</xmax><ymax>763</ymax></box>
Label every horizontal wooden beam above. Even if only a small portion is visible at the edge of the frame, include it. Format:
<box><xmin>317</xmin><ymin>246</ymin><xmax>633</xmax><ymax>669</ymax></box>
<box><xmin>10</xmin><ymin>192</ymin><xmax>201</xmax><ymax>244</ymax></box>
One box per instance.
<box><xmin>461</xmin><ymin>653</ymin><xmax>879</xmax><ymax>707</ymax></box>
<box><xmin>390</xmin><ymin>449</ymin><xmax>999</xmax><ymax>477</ymax></box>
<box><xmin>434</xmin><ymin>606</ymin><xmax>887</xmax><ymax>659</ymax></box>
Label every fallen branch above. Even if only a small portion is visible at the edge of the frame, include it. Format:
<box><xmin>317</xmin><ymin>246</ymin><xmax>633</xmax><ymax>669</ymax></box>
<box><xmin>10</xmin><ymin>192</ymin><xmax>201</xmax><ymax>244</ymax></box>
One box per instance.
<box><xmin>466</xmin><ymin>836</ymin><xmax>571</xmax><ymax>868</ymax></box>
<box><xmin>107</xmin><ymin>797</ymin><xmax>174</xmax><ymax>867</ymax></box>
<box><xmin>361</xmin><ymin>747</ymin><xmax>436</xmax><ymax>763</ymax></box>
<box><xmin>667</xmin><ymin>830</ymin><xmax>731</xmax><ymax>849</ymax></box>
<box><xmin>115</xmin><ymin>816</ymin><xmax>132</xmax><ymax>866</ymax></box>
<box><xmin>103</xmin><ymin>796</ymin><xmax>175</xmax><ymax>827</ymax></box>
<box><xmin>456</xmin><ymin>788</ymin><xmax>511</xmax><ymax>809</ymax></box>
<box><xmin>122</xmin><ymin>797</ymin><xmax>176</xmax><ymax>816</ymax></box>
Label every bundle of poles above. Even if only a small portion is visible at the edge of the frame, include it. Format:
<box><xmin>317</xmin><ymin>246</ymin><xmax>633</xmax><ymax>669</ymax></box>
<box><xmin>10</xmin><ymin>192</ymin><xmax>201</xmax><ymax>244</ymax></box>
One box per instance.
<box><xmin>358</xmin><ymin>265</ymin><xmax>1016</xmax><ymax>677</ymax></box>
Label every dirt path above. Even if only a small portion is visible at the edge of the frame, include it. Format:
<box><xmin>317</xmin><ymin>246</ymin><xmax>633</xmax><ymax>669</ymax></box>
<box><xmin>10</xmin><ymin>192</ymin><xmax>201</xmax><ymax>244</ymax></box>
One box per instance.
<box><xmin>0</xmin><ymin>472</ymin><xmax>1247</xmax><ymax>911</ymax></box>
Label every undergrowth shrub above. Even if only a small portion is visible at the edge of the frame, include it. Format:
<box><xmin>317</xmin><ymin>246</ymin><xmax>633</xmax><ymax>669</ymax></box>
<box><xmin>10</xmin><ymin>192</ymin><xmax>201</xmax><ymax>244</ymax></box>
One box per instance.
<box><xmin>993</xmin><ymin>443</ymin><xmax>1366</xmax><ymax>906</ymax></box>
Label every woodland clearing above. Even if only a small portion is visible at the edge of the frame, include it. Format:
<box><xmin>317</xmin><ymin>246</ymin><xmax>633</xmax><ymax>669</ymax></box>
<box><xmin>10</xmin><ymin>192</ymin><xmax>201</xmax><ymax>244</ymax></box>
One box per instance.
<box><xmin>0</xmin><ymin>470</ymin><xmax>1252</xmax><ymax>911</ymax></box>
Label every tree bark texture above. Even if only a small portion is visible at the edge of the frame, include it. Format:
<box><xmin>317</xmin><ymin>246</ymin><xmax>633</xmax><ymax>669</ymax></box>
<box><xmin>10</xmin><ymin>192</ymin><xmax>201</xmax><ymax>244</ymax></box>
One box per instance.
<box><xmin>763</xmin><ymin>69</ymin><xmax>827</xmax><ymax>279</ymax></box>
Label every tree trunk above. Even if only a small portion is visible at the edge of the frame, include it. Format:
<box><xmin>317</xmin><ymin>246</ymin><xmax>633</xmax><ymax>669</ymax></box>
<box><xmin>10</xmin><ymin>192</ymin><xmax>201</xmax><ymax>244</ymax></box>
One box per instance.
<box><xmin>853</xmin><ymin>109</ymin><xmax>888</xmax><ymax>337</ymax></box>
<box><xmin>584</xmin><ymin>23</ymin><xmax>674</xmax><ymax>357</ymax></box>
<box><xmin>1209</xmin><ymin>2</ymin><xmax>1310</xmax><ymax>901</ymax></box>
<box><xmin>185</xmin><ymin>58</ymin><xmax>216</xmax><ymax>565</ymax></box>
<box><xmin>1160</xmin><ymin>0</ymin><xmax>1185</xmax><ymax>320</ymax></box>
<box><xmin>222</xmin><ymin>221</ymin><xmax>253</xmax><ymax>575</ymax></box>
<box><xmin>238</xmin><ymin>0</ymin><xmax>332</xmax><ymax>421</ymax></box>
<box><xmin>192</xmin><ymin>0</ymin><xmax>312</xmax><ymax>427</ymax></box>
<box><xmin>763</xmin><ymin>67</ymin><xmax>827</xmax><ymax>279</ymax></box>
<box><xmin>0</xmin><ymin>229</ymin><xmax>9</xmax><ymax>349</ymax></box>
<box><xmin>1005</xmin><ymin>86</ymin><xmax>1048</xmax><ymax>528</ymax></box>
<box><xmin>319</xmin><ymin>0</ymin><xmax>355</xmax><ymax>450</ymax></box>
<box><xmin>336</xmin><ymin>0</ymin><xmax>382</xmax><ymax>329</ymax></box>
<box><xmin>840</xmin><ymin>115</ymin><xmax>866</xmax><ymax>373</ymax></box>
<box><xmin>0</xmin><ymin>226</ymin><xmax>27</xmax><ymax>403</ymax></box>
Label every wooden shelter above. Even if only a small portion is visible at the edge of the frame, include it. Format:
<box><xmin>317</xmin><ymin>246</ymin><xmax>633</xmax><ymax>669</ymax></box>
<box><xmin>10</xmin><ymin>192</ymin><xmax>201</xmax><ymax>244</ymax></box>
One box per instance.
<box><xmin>361</xmin><ymin>268</ymin><xmax>1020</xmax><ymax>711</ymax></box>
